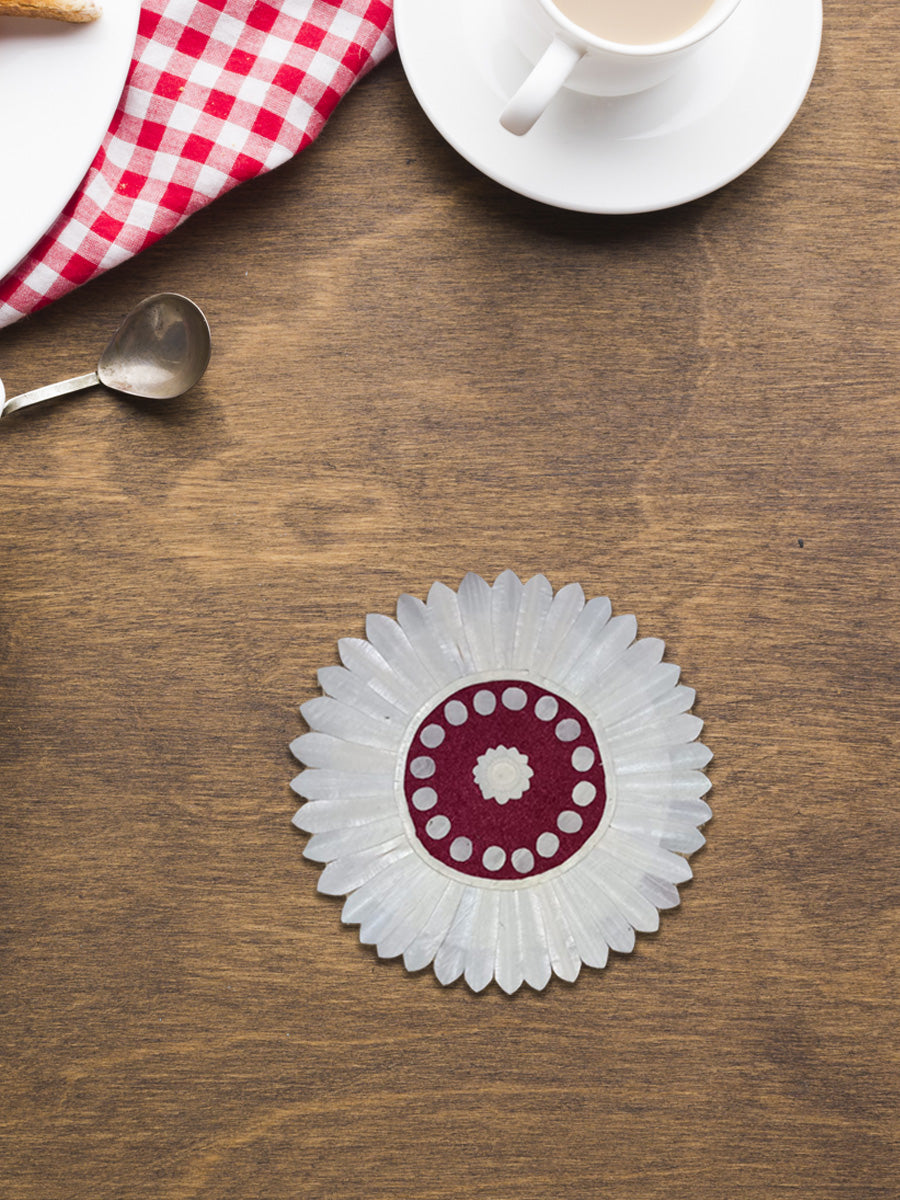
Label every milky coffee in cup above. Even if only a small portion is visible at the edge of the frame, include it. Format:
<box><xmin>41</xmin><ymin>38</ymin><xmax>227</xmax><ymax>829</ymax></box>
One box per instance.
<box><xmin>500</xmin><ymin>0</ymin><xmax>741</xmax><ymax>135</ymax></box>
<box><xmin>554</xmin><ymin>0</ymin><xmax>717</xmax><ymax>44</ymax></box>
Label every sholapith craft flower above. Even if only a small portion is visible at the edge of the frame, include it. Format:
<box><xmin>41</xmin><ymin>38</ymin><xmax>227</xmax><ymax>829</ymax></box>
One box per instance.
<box><xmin>290</xmin><ymin>572</ymin><xmax>712</xmax><ymax>994</ymax></box>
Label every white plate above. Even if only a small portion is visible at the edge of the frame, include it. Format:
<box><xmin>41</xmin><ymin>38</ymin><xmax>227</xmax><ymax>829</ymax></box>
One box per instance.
<box><xmin>0</xmin><ymin>1</ymin><xmax>140</xmax><ymax>280</ymax></box>
<box><xmin>395</xmin><ymin>0</ymin><xmax>822</xmax><ymax>213</ymax></box>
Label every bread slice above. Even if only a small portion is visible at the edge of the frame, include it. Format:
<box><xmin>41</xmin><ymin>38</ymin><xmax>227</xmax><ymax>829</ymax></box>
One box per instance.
<box><xmin>0</xmin><ymin>0</ymin><xmax>101</xmax><ymax>20</ymax></box>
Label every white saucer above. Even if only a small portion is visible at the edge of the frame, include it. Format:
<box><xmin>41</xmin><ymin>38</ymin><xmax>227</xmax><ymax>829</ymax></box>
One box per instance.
<box><xmin>395</xmin><ymin>0</ymin><xmax>822</xmax><ymax>213</ymax></box>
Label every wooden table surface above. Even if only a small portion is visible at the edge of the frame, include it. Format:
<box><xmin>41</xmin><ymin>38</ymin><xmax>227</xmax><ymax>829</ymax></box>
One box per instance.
<box><xmin>2</xmin><ymin>5</ymin><xmax>898</xmax><ymax>1198</ymax></box>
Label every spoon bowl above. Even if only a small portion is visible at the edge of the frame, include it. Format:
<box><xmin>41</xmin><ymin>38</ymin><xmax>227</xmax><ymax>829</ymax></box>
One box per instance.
<box><xmin>97</xmin><ymin>293</ymin><xmax>211</xmax><ymax>400</ymax></box>
<box><xmin>0</xmin><ymin>293</ymin><xmax>211</xmax><ymax>421</ymax></box>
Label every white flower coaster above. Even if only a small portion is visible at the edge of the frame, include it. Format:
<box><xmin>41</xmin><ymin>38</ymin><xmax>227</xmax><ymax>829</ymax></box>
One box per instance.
<box><xmin>290</xmin><ymin>572</ymin><xmax>712</xmax><ymax>994</ymax></box>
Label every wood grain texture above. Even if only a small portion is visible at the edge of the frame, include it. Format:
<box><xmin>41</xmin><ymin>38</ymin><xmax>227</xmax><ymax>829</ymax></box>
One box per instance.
<box><xmin>1</xmin><ymin>5</ymin><xmax>898</xmax><ymax>1197</ymax></box>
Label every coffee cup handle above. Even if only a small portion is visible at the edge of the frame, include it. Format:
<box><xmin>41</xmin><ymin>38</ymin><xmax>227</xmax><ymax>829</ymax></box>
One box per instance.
<box><xmin>500</xmin><ymin>36</ymin><xmax>586</xmax><ymax>136</ymax></box>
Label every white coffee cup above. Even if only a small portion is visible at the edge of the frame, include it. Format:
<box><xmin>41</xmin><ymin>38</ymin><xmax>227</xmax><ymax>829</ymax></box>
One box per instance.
<box><xmin>500</xmin><ymin>0</ymin><xmax>743</xmax><ymax>135</ymax></box>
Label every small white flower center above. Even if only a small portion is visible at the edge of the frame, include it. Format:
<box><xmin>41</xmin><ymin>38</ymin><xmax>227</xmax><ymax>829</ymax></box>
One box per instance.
<box><xmin>473</xmin><ymin>745</ymin><xmax>533</xmax><ymax>805</ymax></box>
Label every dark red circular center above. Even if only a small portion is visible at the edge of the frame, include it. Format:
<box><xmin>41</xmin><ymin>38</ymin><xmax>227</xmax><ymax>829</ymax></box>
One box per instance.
<box><xmin>402</xmin><ymin>679</ymin><xmax>607</xmax><ymax>880</ymax></box>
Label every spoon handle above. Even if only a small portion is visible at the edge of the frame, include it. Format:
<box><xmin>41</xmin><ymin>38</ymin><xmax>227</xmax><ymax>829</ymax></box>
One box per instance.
<box><xmin>0</xmin><ymin>371</ymin><xmax>100</xmax><ymax>420</ymax></box>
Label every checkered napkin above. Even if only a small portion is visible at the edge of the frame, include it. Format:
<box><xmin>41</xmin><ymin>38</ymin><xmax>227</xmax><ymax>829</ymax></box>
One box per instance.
<box><xmin>0</xmin><ymin>0</ymin><xmax>395</xmax><ymax>330</ymax></box>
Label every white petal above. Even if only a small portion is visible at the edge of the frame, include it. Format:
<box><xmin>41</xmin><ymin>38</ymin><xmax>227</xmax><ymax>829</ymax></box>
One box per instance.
<box><xmin>396</xmin><ymin>593</ymin><xmax>466</xmax><ymax>685</ymax></box>
<box><xmin>627</xmin><ymin>682</ymin><xmax>696</xmax><ymax>724</ymax></box>
<box><xmin>548</xmin><ymin>876</ymin><xmax>609</xmax><ymax>970</ymax></box>
<box><xmin>613</xmin><ymin>740</ymin><xmax>713</xmax><ymax>776</ymax></box>
<box><xmin>517</xmin><ymin>888</ymin><xmax>552</xmax><ymax>991</ymax></box>
<box><xmin>533</xmin><ymin>885</ymin><xmax>581</xmax><ymax>983</ymax></box>
<box><xmin>611</xmin><ymin>810</ymin><xmax>707</xmax><ymax>855</ymax></box>
<box><xmin>564</xmin><ymin>865</ymin><xmax>635</xmax><ymax>954</ymax></box>
<box><xmin>303</xmin><ymin>814</ymin><xmax>405</xmax><ymax>863</ymax></box>
<box><xmin>615</xmin><ymin>769</ymin><xmax>711</xmax><ymax>801</ymax></box>
<box><xmin>581</xmin><ymin>850</ymin><xmax>660</xmax><ymax>933</ymax></box>
<box><xmin>608</xmin><ymin>632</ymin><xmax>664</xmax><ymax>678</ymax></box>
<box><xmin>462</xmin><ymin>889</ymin><xmax>501</xmax><ymax>993</ymax></box>
<box><xmin>547</xmin><ymin>595</ymin><xmax>613</xmax><ymax>681</ymax></box>
<box><xmin>425</xmin><ymin>581</ymin><xmax>472</xmax><ymax>671</ymax></box>
<box><xmin>661</xmin><ymin>826</ymin><xmax>706</xmax><ymax>854</ymax></box>
<box><xmin>300</xmin><ymin>696</ymin><xmax>403</xmax><ymax>752</ymax></box>
<box><xmin>598</xmin><ymin>826</ymin><xmax>693</xmax><ymax>884</ymax></box>
<box><xmin>590</xmin><ymin>848</ymin><xmax>682</xmax><ymax>910</ymax></box>
<box><xmin>511</xmin><ymin>574</ymin><xmax>553</xmax><ymax>670</ymax></box>
<box><xmin>602</xmin><ymin>671</ymin><xmax>689</xmax><ymax>730</ymax></box>
<box><xmin>342</xmin><ymin>853</ymin><xmax>421</xmax><ymax>926</ymax></box>
<box><xmin>618</xmin><ymin>794</ymin><xmax>713</xmax><ymax>827</ymax></box>
<box><xmin>580</xmin><ymin>632</ymin><xmax>662</xmax><ymax>715</ymax></box>
<box><xmin>357</xmin><ymin>857</ymin><xmax>436</xmax><ymax>948</ymax></box>
<box><xmin>317</xmin><ymin>664</ymin><xmax>409</xmax><ymax>723</ymax></box>
<box><xmin>610</xmin><ymin>635</ymin><xmax>666</xmax><ymax>693</ymax></box>
<box><xmin>338</xmin><ymin>637</ymin><xmax>419</xmax><ymax>713</ymax></box>
<box><xmin>403</xmin><ymin>880</ymin><xmax>465</xmax><ymax>973</ymax></box>
<box><xmin>433</xmin><ymin>885</ymin><xmax>481</xmax><ymax>985</ymax></box>
<box><xmin>317</xmin><ymin>841</ymin><xmax>410</xmax><ymax>896</ymax></box>
<box><xmin>531</xmin><ymin>582</ymin><xmax>585</xmax><ymax>674</ymax></box>
<box><xmin>290</xmin><ymin>732</ymin><xmax>395</xmax><ymax>774</ymax></box>
<box><xmin>456</xmin><ymin>572</ymin><xmax>495</xmax><ymax>670</ymax></box>
<box><xmin>490</xmin><ymin>570</ymin><xmax>523</xmax><ymax>670</ymax></box>
<box><xmin>606</xmin><ymin>712</ymin><xmax>703</xmax><ymax>756</ymax></box>
<box><xmin>376</xmin><ymin>867</ymin><xmax>451</xmax><ymax>960</ymax></box>
<box><xmin>494</xmin><ymin>890</ymin><xmax>525</xmax><ymax>995</ymax></box>
<box><xmin>365</xmin><ymin>612</ymin><xmax>440</xmax><ymax>693</ymax></box>
<box><xmin>559</xmin><ymin>610</ymin><xmax>634</xmax><ymax>697</ymax></box>
<box><xmin>566</xmin><ymin>614</ymin><xmax>638</xmax><ymax>700</ymax></box>
<box><xmin>290</xmin><ymin>769</ymin><xmax>395</xmax><ymax>803</ymax></box>
<box><xmin>656</xmin><ymin>712</ymin><xmax>705</xmax><ymax>745</ymax></box>
<box><xmin>292</xmin><ymin>793</ymin><xmax>397</xmax><ymax>833</ymax></box>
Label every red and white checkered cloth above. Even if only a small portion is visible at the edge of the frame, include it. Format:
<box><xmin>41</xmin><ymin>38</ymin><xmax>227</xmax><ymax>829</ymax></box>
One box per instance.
<box><xmin>0</xmin><ymin>0</ymin><xmax>395</xmax><ymax>330</ymax></box>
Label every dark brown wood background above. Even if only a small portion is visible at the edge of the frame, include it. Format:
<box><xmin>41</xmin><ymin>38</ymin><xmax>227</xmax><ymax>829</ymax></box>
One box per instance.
<box><xmin>2</xmin><ymin>4</ymin><xmax>898</xmax><ymax>1197</ymax></box>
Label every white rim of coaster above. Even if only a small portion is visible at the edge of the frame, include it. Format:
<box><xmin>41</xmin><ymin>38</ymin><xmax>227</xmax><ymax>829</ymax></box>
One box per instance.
<box><xmin>291</xmin><ymin>571</ymin><xmax>712</xmax><ymax>994</ymax></box>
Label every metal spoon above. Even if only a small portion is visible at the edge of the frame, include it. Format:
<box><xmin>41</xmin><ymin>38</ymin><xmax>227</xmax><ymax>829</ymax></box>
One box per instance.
<box><xmin>0</xmin><ymin>293</ymin><xmax>211</xmax><ymax>421</ymax></box>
